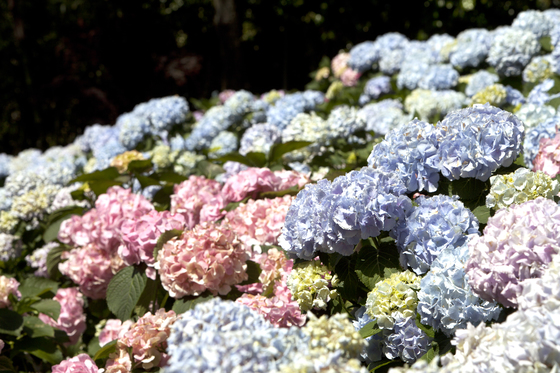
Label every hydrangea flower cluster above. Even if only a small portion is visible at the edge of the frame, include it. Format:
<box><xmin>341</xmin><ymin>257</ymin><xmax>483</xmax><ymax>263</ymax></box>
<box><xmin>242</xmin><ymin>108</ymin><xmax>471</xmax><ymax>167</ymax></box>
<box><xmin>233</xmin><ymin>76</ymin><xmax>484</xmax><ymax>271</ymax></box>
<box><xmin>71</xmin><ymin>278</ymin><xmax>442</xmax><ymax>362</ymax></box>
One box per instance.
<box><xmin>516</xmin><ymin>103</ymin><xmax>556</xmax><ymax>130</ymax></box>
<box><xmin>517</xmin><ymin>248</ymin><xmax>560</xmax><ymax>310</ymax></box>
<box><xmin>98</xmin><ymin>319</ymin><xmax>133</xmax><ymax>347</ymax></box>
<box><xmin>164</xmin><ymin>297</ymin><xmax>309</xmax><ymax>373</ymax></box>
<box><xmin>266</xmin><ymin>91</ymin><xmax>325</xmax><ymax>130</ymax></box>
<box><xmin>463</xmin><ymin>70</ymin><xmax>500</xmax><ymax>97</ymax></box>
<box><xmin>403</xmin><ymin>89</ymin><xmax>466</xmax><ymax>121</ymax></box>
<box><xmin>208</xmin><ymin>131</ymin><xmax>238</xmax><ymax>158</ymax></box>
<box><xmin>185</xmin><ymin>105</ymin><xmax>238</xmax><ymax>151</ymax></box>
<box><xmin>51</xmin><ymin>354</ymin><xmax>99</xmax><ymax>373</ymax></box>
<box><xmin>326</xmin><ymin>105</ymin><xmax>367</xmax><ymax>140</ymax></box>
<box><xmin>470</xmin><ymin>84</ymin><xmax>507</xmax><ymax>106</ymax></box>
<box><xmin>365</xmin><ymin>270</ymin><xmax>421</xmax><ymax>329</ymax></box>
<box><xmin>170</xmin><ymin>175</ymin><xmax>222</xmax><ymax>228</ymax></box>
<box><xmin>223</xmin><ymin>195</ymin><xmax>293</xmax><ymax>248</ymax></box>
<box><xmin>466</xmin><ymin>197</ymin><xmax>560</xmax><ymax>307</ymax></box>
<box><xmin>156</xmin><ymin>223</ymin><xmax>248</xmax><ymax>297</ymax></box>
<box><xmin>437</xmin><ymin>104</ymin><xmax>524</xmax><ymax>182</ymax></box>
<box><xmin>239</xmin><ymin>123</ymin><xmax>281</xmax><ymax>155</ymax></box>
<box><xmin>395</xmin><ymin>195</ymin><xmax>480</xmax><ymax>275</ymax></box>
<box><xmin>118</xmin><ymin>210</ymin><xmax>186</xmax><ymax>278</ymax></box>
<box><xmin>417</xmin><ymin>243</ymin><xmax>501</xmax><ymax>337</ymax></box>
<box><xmin>487</xmin><ymin>27</ymin><xmax>540</xmax><ymax>76</ymax></box>
<box><xmin>523</xmin><ymin>56</ymin><xmax>555</xmax><ymax>83</ymax></box>
<box><xmin>39</xmin><ymin>288</ymin><xmax>87</xmax><ymax>345</ymax></box>
<box><xmin>448</xmin><ymin>29</ymin><xmax>492</xmax><ymax>69</ymax></box>
<box><xmin>512</xmin><ymin>9</ymin><xmax>554</xmax><ymax>38</ymax></box>
<box><xmin>0</xmin><ymin>233</ymin><xmax>22</xmax><ymax>262</ymax></box>
<box><xmin>111</xmin><ymin>309</ymin><xmax>177</xmax><ymax>370</ymax></box>
<box><xmin>383</xmin><ymin>315</ymin><xmax>432</xmax><ymax>364</ymax></box>
<box><xmin>358</xmin><ymin>100</ymin><xmax>411</xmax><ymax>135</ymax></box>
<box><xmin>417</xmin><ymin>64</ymin><xmax>458</xmax><ymax>90</ymax></box>
<box><xmin>26</xmin><ymin>241</ymin><xmax>59</xmax><ymax>278</ymax></box>
<box><xmin>348</xmin><ymin>41</ymin><xmax>379</xmax><ymax>73</ymax></box>
<box><xmin>280</xmin><ymin>168</ymin><xmax>411</xmax><ymax>259</ymax></box>
<box><xmin>533</xmin><ymin>130</ymin><xmax>560</xmax><ymax>177</ymax></box>
<box><xmin>110</xmin><ymin>150</ymin><xmax>145</xmax><ymax>173</ymax></box>
<box><xmin>359</xmin><ymin>76</ymin><xmax>392</xmax><ymax>105</ymax></box>
<box><xmin>281</xmin><ymin>112</ymin><xmax>330</xmax><ymax>151</ymax></box>
<box><xmin>486</xmin><ymin>168</ymin><xmax>559</xmax><ymax>210</ymax></box>
<box><xmin>0</xmin><ymin>275</ymin><xmax>19</xmax><ymax>308</ymax></box>
<box><xmin>173</xmin><ymin>150</ymin><xmax>205</xmax><ymax>175</ymax></box>
<box><xmin>286</xmin><ymin>258</ymin><xmax>338</xmax><ymax>312</ymax></box>
<box><xmin>524</xmin><ymin>116</ymin><xmax>560</xmax><ymax>170</ymax></box>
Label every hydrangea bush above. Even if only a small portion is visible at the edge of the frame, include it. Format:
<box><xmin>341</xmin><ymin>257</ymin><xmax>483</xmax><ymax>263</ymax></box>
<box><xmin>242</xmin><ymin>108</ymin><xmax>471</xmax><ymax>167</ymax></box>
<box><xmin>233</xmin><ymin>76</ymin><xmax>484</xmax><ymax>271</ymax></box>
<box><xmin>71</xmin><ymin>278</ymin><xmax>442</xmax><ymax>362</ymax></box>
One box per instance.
<box><xmin>3</xmin><ymin>9</ymin><xmax>560</xmax><ymax>373</ymax></box>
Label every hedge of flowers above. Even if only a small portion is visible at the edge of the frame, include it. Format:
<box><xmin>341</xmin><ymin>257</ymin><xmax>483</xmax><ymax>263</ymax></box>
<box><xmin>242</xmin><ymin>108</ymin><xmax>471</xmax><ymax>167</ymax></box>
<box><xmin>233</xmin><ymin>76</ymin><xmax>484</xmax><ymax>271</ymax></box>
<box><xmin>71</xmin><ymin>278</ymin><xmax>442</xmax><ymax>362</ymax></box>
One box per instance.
<box><xmin>2</xmin><ymin>8</ymin><xmax>560</xmax><ymax>373</ymax></box>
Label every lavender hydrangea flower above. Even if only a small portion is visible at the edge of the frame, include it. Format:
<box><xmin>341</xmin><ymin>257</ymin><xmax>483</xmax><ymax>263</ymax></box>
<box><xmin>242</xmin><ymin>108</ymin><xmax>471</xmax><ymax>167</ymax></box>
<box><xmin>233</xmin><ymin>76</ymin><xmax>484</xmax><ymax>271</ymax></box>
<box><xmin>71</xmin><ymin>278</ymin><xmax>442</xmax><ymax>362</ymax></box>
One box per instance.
<box><xmin>395</xmin><ymin>195</ymin><xmax>479</xmax><ymax>275</ymax></box>
<box><xmin>279</xmin><ymin>168</ymin><xmax>412</xmax><ymax>259</ymax></box>
<box><xmin>348</xmin><ymin>41</ymin><xmax>379</xmax><ymax>73</ymax></box>
<box><xmin>368</xmin><ymin>119</ymin><xmax>446</xmax><ymax>192</ymax></box>
<box><xmin>417</xmin><ymin>243</ymin><xmax>501</xmax><ymax>337</ymax></box>
<box><xmin>418</xmin><ymin>64</ymin><xmax>458</xmax><ymax>90</ymax></box>
<box><xmin>512</xmin><ymin>9</ymin><xmax>554</xmax><ymax>39</ymax></box>
<box><xmin>487</xmin><ymin>27</ymin><xmax>540</xmax><ymax>76</ymax></box>
<box><xmin>437</xmin><ymin>104</ymin><xmax>524</xmax><ymax>182</ymax></box>
<box><xmin>239</xmin><ymin>123</ymin><xmax>281</xmax><ymax>156</ymax></box>
<box><xmin>464</xmin><ymin>71</ymin><xmax>499</xmax><ymax>97</ymax></box>
<box><xmin>165</xmin><ymin>298</ymin><xmax>309</xmax><ymax>373</ymax></box>
<box><xmin>359</xmin><ymin>76</ymin><xmax>393</xmax><ymax>105</ymax></box>
<box><xmin>523</xmin><ymin>116</ymin><xmax>560</xmax><ymax>169</ymax></box>
<box><xmin>185</xmin><ymin>105</ymin><xmax>237</xmax><ymax>151</ymax></box>
<box><xmin>466</xmin><ymin>197</ymin><xmax>560</xmax><ymax>307</ymax></box>
<box><xmin>383</xmin><ymin>315</ymin><xmax>432</xmax><ymax>364</ymax></box>
<box><xmin>358</xmin><ymin>100</ymin><xmax>411</xmax><ymax>136</ymax></box>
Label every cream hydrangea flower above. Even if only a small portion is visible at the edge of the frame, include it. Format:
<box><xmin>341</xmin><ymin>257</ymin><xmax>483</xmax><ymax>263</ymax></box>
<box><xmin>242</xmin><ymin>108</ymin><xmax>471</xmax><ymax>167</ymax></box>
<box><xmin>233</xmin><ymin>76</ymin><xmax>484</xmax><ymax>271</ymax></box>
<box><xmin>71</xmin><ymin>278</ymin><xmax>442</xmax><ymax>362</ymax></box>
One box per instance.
<box><xmin>470</xmin><ymin>84</ymin><xmax>507</xmax><ymax>106</ymax></box>
<box><xmin>110</xmin><ymin>150</ymin><xmax>145</xmax><ymax>173</ymax></box>
<box><xmin>287</xmin><ymin>258</ymin><xmax>338</xmax><ymax>312</ymax></box>
<box><xmin>365</xmin><ymin>270</ymin><xmax>421</xmax><ymax>329</ymax></box>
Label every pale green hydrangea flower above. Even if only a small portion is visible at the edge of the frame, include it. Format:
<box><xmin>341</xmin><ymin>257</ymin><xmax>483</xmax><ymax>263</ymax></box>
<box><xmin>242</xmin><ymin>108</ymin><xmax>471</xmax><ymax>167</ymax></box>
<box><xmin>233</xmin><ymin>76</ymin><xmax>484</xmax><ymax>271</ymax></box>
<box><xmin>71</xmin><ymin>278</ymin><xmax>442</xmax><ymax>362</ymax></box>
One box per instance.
<box><xmin>0</xmin><ymin>211</ymin><xmax>18</xmax><ymax>234</ymax></box>
<box><xmin>10</xmin><ymin>184</ymin><xmax>59</xmax><ymax>222</ymax></box>
<box><xmin>287</xmin><ymin>258</ymin><xmax>338</xmax><ymax>312</ymax></box>
<box><xmin>486</xmin><ymin>168</ymin><xmax>559</xmax><ymax>210</ymax></box>
<box><xmin>470</xmin><ymin>83</ymin><xmax>507</xmax><ymax>106</ymax></box>
<box><xmin>365</xmin><ymin>270</ymin><xmax>421</xmax><ymax>329</ymax></box>
<box><xmin>150</xmin><ymin>143</ymin><xmax>180</xmax><ymax>169</ymax></box>
<box><xmin>523</xmin><ymin>56</ymin><xmax>554</xmax><ymax>83</ymax></box>
<box><xmin>173</xmin><ymin>151</ymin><xmax>205</xmax><ymax>176</ymax></box>
<box><xmin>303</xmin><ymin>313</ymin><xmax>366</xmax><ymax>358</ymax></box>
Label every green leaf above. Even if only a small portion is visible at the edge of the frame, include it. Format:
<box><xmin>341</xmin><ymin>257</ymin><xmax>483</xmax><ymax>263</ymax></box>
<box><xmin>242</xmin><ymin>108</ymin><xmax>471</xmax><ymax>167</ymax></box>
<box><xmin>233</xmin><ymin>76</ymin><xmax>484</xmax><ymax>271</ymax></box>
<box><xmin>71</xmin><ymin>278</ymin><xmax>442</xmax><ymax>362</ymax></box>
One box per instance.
<box><xmin>418</xmin><ymin>342</ymin><xmax>439</xmax><ymax>363</ymax></box>
<box><xmin>46</xmin><ymin>245</ymin><xmax>68</xmax><ymax>279</ymax></box>
<box><xmin>197</xmin><ymin>160</ymin><xmax>224</xmax><ymax>179</ymax></box>
<box><xmin>93</xmin><ymin>339</ymin><xmax>117</xmax><ymax>361</ymax></box>
<box><xmin>70</xmin><ymin>167</ymin><xmax>120</xmax><ymax>183</ymax></box>
<box><xmin>472</xmin><ymin>204</ymin><xmax>491</xmax><ymax>225</ymax></box>
<box><xmin>13</xmin><ymin>336</ymin><xmax>63</xmax><ymax>364</ymax></box>
<box><xmin>239</xmin><ymin>260</ymin><xmax>262</xmax><ymax>285</ymax></box>
<box><xmin>212</xmin><ymin>153</ymin><xmax>258</xmax><ymax>167</ymax></box>
<box><xmin>221</xmin><ymin>196</ymin><xmax>250</xmax><ymax>212</ymax></box>
<box><xmin>258</xmin><ymin>185</ymin><xmax>300</xmax><ymax>199</ymax></box>
<box><xmin>269</xmin><ymin>141</ymin><xmax>313</xmax><ymax>163</ymax></box>
<box><xmin>88</xmin><ymin>180</ymin><xmax>123</xmax><ymax>196</ymax></box>
<box><xmin>355</xmin><ymin>240</ymin><xmax>401</xmax><ymax>290</ymax></box>
<box><xmin>245</xmin><ymin>152</ymin><xmax>267</xmax><ymax>167</ymax></box>
<box><xmin>415</xmin><ymin>312</ymin><xmax>435</xmax><ymax>339</ymax></box>
<box><xmin>23</xmin><ymin>316</ymin><xmax>55</xmax><ymax>338</ymax></box>
<box><xmin>368</xmin><ymin>359</ymin><xmax>401</xmax><ymax>372</ymax></box>
<box><xmin>359</xmin><ymin>320</ymin><xmax>381</xmax><ymax>339</ymax></box>
<box><xmin>153</xmin><ymin>229</ymin><xmax>184</xmax><ymax>262</ymax></box>
<box><xmin>0</xmin><ymin>309</ymin><xmax>24</xmax><ymax>336</ymax></box>
<box><xmin>448</xmin><ymin>178</ymin><xmax>488</xmax><ymax>202</ymax></box>
<box><xmin>152</xmin><ymin>184</ymin><xmax>174</xmax><ymax>208</ymax></box>
<box><xmin>136</xmin><ymin>174</ymin><xmax>161</xmax><ymax>188</ymax></box>
<box><xmin>0</xmin><ymin>356</ymin><xmax>16</xmax><ymax>373</ymax></box>
<box><xmin>134</xmin><ymin>277</ymin><xmax>158</xmax><ymax>317</ymax></box>
<box><xmin>106</xmin><ymin>266</ymin><xmax>148</xmax><ymax>321</ymax></box>
<box><xmin>18</xmin><ymin>277</ymin><xmax>59</xmax><ymax>299</ymax></box>
<box><xmin>335</xmin><ymin>256</ymin><xmax>360</xmax><ymax>300</ymax></box>
<box><xmin>172</xmin><ymin>293</ymin><xmax>213</xmax><ymax>314</ymax></box>
<box><xmin>155</xmin><ymin>171</ymin><xmax>189</xmax><ymax>184</ymax></box>
<box><xmin>87</xmin><ymin>336</ymin><xmax>102</xmax><ymax>358</ymax></box>
<box><xmin>43</xmin><ymin>206</ymin><xmax>85</xmax><ymax>243</ymax></box>
<box><xmin>127</xmin><ymin>159</ymin><xmax>153</xmax><ymax>174</ymax></box>
<box><xmin>31</xmin><ymin>299</ymin><xmax>61</xmax><ymax>321</ymax></box>
<box><xmin>540</xmin><ymin>36</ymin><xmax>552</xmax><ymax>52</ymax></box>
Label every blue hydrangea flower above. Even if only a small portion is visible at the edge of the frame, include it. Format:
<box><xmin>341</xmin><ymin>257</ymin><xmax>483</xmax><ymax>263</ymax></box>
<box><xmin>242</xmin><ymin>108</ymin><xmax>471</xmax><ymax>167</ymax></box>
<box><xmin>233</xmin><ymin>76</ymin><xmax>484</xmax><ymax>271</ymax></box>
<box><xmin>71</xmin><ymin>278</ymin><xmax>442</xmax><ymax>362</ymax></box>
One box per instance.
<box><xmin>169</xmin><ymin>134</ymin><xmax>186</xmax><ymax>151</ymax></box>
<box><xmin>448</xmin><ymin>29</ymin><xmax>492</xmax><ymax>69</ymax></box>
<box><xmin>504</xmin><ymin>85</ymin><xmax>526</xmax><ymax>106</ymax></box>
<box><xmin>395</xmin><ymin>195</ymin><xmax>480</xmax><ymax>275</ymax></box>
<box><xmin>368</xmin><ymin>119</ymin><xmax>446</xmax><ymax>192</ymax></box>
<box><xmin>512</xmin><ymin>10</ymin><xmax>554</xmax><ymax>39</ymax></box>
<box><xmin>352</xmin><ymin>306</ymin><xmax>384</xmax><ymax>363</ymax></box>
<box><xmin>516</xmin><ymin>103</ymin><xmax>556</xmax><ymax>129</ymax></box>
<box><xmin>326</xmin><ymin>105</ymin><xmax>366</xmax><ymax>140</ymax></box>
<box><xmin>397</xmin><ymin>62</ymin><xmax>431</xmax><ymax>90</ymax></box>
<box><xmin>239</xmin><ymin>123</ymin><xmax>281</xmax><ymax>156</ymax></box>
<box><xmin>117</xmin><ymin>112</ymin><xmax>148</xmax><ymax>150</ymax></box>
<box><xmin>208</xmin><ymin>131</ymin><xmax>238</xmax><ymax>158</ymax></box>
<box><xmin>223</xmin><ymin>90</ymin><xmax>255</xmax><ymax>118</ymax></box>
<box><xmin>465</xmin><ymin>71</ymin><xmax>499</xmax><ymax>97</ymax></box>
<box><xmin>301</xmin><ymin>90</ymin><xmax>325</xmax><ymax>108</ymax></box>
<box><xmin>426</xmin><ymin>33</ymin><xmax>454</xmax><ymax>56</ymax></box>
<box><xmin>360</xmin><ymin>76</ymin><xmax>393</xmax><ymax>105</ymax></box>
<box><xmin>527</xmin><ymin>79</ymin><xmax>560</xmax><ymax>106</ymax></box>
<box><xmin>142</xmin><ymin>95</ymin><xmax>190</xmax><ymax>132</ymax></box>
<box><xmin>279</xmin><ymin>168</ymin><xmax>412</xmax><ymax>259</ymax></box>
<box><xmin>248</xmin><ymin>99</ymin><xmax>270</xmax><ymax>124</ymax></box>
<box><xmin>383</xmin><ymin>315</ymin><xmax>432</xmax><ymax>364</ymax></box>
<box><xmin>487</xmin><ymin>27</ymin><xmax>540</xmax><ymax>76</ymax></box>
<box><xmin>348</xmin><ymin>41</ymin><xmax>380</xmax><ymax>73</ymax></box>
<box><xmin>215</xmin><ymin>161</ymin><xmax>249</xmax><ymax>183</ymax></box>
<box><xmin>551</xmin><ymin>25</ymin><xmax>560</xmax><ymax>51</ymax></box>
<box><xmin>418</xmin><ymin>64</ymin><xmax>459</xmax><ymax>90</ymax></box>
<box><xmin>544</xmin><ymin>8</ymin><xmax>560</xmax><ymax>23</ymax></box>
<box><xmin>437</xmin><ymin>104</ymin><xmax>524</xmax><ymax>181</ymax></box>
<box><xmin>0</xmin><ymin>154</ymin><xmax>12</xmax><ymax>178</ymax></box>
<box><xmin>165</xmin><ymin>298</ymin><xmax>309</xmax><ymax>373</ymax></box>
<box><xmin>376</xmin><ymin>32</ymin><xmax>409</xmax><ymax>53</ymax></box>
<box><xmin>185</xmin><ymin>105</ymin><xmax>237</xmax><ymax>151</ymax></box>
<box><xmin>358</xmin><ymin>100</ymin><xmax>411</xmax><ymax>136</ymax></box>
<box><xmin>4</xmin><ymin>171</ymin><xmax>49</xmax><ymax>198</ymax></box>
<box><xmin>379</xmin><ymin>50</ymin><xmax>405</xmax><ymax>76</ymax></box>
<box><xmin>287</xmin><ymin>162</ymin><xmax>311</xmax><ymax>175</ymax></box>
<box><xmin>523</xmin><ymin>116</ymin><xmax>560</xmax><ymax>169</ymax></box>
<box><xmin>266</xmin><ymin>91</ymin><xmax>324</xmax><ymax>131</ymax></box>
<box><xmin>417</xmin><ymin>243</ymin><xmax>502</xmax><ymax>337</ymax></box>
<box><xmin>0</xmin><ymin>188</ymin><xmax>12</xmax><ymax>211</ymax></box>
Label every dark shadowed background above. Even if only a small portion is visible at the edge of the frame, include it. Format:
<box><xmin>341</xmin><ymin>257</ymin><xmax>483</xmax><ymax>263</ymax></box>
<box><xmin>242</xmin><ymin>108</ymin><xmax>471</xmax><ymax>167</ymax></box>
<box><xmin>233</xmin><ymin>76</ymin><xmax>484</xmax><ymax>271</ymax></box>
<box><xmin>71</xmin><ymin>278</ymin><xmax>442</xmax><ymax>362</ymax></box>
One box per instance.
<box><xmin>1</xmin><ymin>0</ymin><xmax>558</xmax><ymax>154</ymax></box>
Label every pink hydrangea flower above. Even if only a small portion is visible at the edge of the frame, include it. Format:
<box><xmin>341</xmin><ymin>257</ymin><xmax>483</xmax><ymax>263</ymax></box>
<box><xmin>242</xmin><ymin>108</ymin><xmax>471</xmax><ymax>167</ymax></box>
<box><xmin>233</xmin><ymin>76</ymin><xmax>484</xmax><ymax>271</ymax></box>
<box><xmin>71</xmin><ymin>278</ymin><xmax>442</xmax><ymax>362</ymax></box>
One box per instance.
<box><xmin>274</xmin><ymin>170</ymin><xmax>310</xmax><ymax>190</ymax></box>
<box><xmin>0</xmin><ymin>339</ymin><xmax>3</xmax><ymax>353</ymax></box>
<box><xmin>193</xmin><ymin>110</ymin><xmax>204</xmax><ymax>121</ymax></box>
<box><xmin>199</xmin><ymin>196</ymin><xmax>228</xmax><ymax>224</ymax></box>
<box><xmin>116</xmin><ymin>309</ymin><xmax>177</xmax><ymax>370</ymax></box>
<box><xmin>170</xmin><ymin>175</ymin><xmax>223</xmax><ymax>229</ymax></box>
<box><xmin>331</xmin><ymin>52</ymin><xmax>351</xmax><ymax>78</ymax></box>
<box><xmin>533</xmin><ymin>131</ymin><xmax>560</xmax><ymax>178</ymax></box>
<box><xmin>118</xmin><ymin>210</ymin><xmax>186</xmax><ymax>279</ymax></box>
<box><xmin>224</xmin><ymin>196</ymin><xmax>293</xmax><ymax>248</ymax></box>
<box><xmin>99</xmin><ymin>319</ymin><xmax>134</xmax><ymax>347</ymax></box>
<box><xmin>59</xmin><ymin>244</ymin><xmax>125</xmax><ymax>299</ymax></box>
<box><xmin>52</xmin><ymin>354</ymin><xmax>98</xmax><ymax>373</ymax></box>
<box><xmin>39</xmin><ymin>288</ymin><xmax>86</xmax><ymax>345</ymax></box>
<box><xmin>157</xmin><ymin>223</ymin><xmax>249</xmax><ymax>297</ymax></box>
<box><xmin>257</xmin><ymin>248</ymin><xmax>290</xmax><ymax>287</ymax></box>
<box><xmin>58</xmin><ymin>186</ymin><xmax>154</xmax><ymax>254</ymax></box>
<box><xmin>0</xmin><ymin>276</ymin><xmax>20</xmax><ymax>309</ymax></box>
<box><xmin>340</xmin><ymin>68</ymin><xmax>362</xmax><ymax>87</ymax></box>
<box><xmin>466</xmin><ymin>197</ymin><xmax>560</xmax><ymax>307</ymax></box>
<box><xmin>105</xmin><ymin>345</ymin><xmax>132</xmax><ymax>373</ymax></box>
<box><xmin>221</xmin><ymin>167</ymin><xmax>282</xmax><ymax>202</ymax></box>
